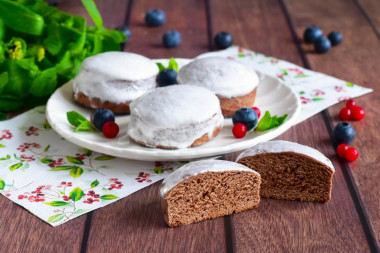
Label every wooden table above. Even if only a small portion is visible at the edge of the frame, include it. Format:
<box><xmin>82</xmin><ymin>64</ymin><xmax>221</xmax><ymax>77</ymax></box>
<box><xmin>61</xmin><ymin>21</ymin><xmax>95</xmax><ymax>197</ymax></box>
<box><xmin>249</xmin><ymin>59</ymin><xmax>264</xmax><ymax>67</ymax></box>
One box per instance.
<box><xmin>1</xmin><ymin>0</ymin><xmax>379</xmax><ymax>252</ymax></box>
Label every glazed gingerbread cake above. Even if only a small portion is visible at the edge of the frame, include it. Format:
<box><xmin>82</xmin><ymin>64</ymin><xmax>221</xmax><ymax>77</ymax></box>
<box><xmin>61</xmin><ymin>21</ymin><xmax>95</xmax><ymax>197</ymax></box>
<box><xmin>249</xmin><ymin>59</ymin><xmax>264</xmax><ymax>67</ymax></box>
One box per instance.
<box><xmin>160</xmin><ymin>160</ymin><xmax>261</xmax><ymax>227</ymax></box>
<box><xmin>236</xmin><ymin>140</ymin><xmax>335</xmax><ymax>202</ymax></box>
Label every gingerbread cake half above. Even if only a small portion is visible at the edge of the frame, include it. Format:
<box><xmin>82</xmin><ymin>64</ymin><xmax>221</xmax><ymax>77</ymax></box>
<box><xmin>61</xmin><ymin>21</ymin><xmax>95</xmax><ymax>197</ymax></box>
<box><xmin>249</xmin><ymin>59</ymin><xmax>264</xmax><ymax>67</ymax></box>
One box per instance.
<box><xmin>160</xmin><ymin>160</ymin><xmax>261</xmax><ymax>227</ymax></box>
<box><xmin>236</xmin><ymin>140</ymin><xmax>334</xmax><ymax>203</ymax></box>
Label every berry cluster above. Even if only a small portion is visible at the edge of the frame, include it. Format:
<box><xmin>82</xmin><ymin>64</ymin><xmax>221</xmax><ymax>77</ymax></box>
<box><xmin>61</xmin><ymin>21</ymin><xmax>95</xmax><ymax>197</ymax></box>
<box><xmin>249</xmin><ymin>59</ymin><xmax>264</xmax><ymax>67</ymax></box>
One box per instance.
<box><xmin>155</xmin><ymin>161</ymin><xmax>173</xmax><ymax>171</ymax></box>
<box><xmin>48</xmin><ymin>158</ymin><xmax>64</xmax><ymax>168</ymax></box>
<box><xmin>108</xmin><ymin>178</ymin><xmax>124</xmax><ymax>190</ymax></box>
<box><xmin>58</xmin><ymin>181</ymin><xmax>73</xmax><ymax>188</ymax></box>
<box><xmin>135</xmin><ymin>172</ymin><xmax>152</xmax><ymax>183</ymax></box>
<box><xmin>303</xmin><ymin>25</ymin><xmax>343</xmax><ymax>54</ymax></box>
<box><xmin>75</xmin><ymin>153</ymin><xmax>86</xmax><ymax>160</ymax></box>
<box><xmin>337</xmin><ymin>144</ymin><xmax>359</xmax><ymax>162</ymax></box>
<box><xmin>232</xmin><ymin>107</ymin><xmax>261</xmax><ymax>138</ymax></box>
<box><xmin>91</xmin><ymin>109</ymin><xmax>119</xmax><ymax>138</ymax></box>
<box><xmin>20</xmin><ymin>155</ymin><xmax>35</xmax><ymax>162</ymax></box>
<box><xmin>83</xmin><ymin>190</ymin><xmax>100</xmax><ymax>204</ymax></box>
<box><xmin>18</xmin><ymin>185</ymin><xmax>51</xmax><ymax>202</ymax></box>
<box><xmin>17</xmin><ymin>142</ymin><xmax>40</xmax><ymax>152</ymax></box>
<box><xmin>25</xmin><ymin>126</ymin><xmax>39</xmax><ymax>136</ymax></box>
<box><xmin>339</xmin><ymin>99</ymin><xmax>366</xmax><ymax>121</ymax></box>
<box><xmin>0</xmin><ymin>130</ymin><xmax>12</xmax><ymax>140</ymax></box>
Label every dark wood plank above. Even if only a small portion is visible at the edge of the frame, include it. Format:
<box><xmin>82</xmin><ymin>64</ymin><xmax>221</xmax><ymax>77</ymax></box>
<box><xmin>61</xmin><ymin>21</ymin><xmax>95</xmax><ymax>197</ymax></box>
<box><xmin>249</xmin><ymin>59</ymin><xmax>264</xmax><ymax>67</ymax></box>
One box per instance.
<box><xmin>124</xmin><ymin>0</ymin><xmax>209</xmax><ymax>58</ymax></box>
<box><xmin>211</xmin><ymin>0</ymin><xmax>371</xmax><ymax>251</ymax></box>
<box><xmin>358</xmin><ymin>0</ymin><xmax>380</xmax><ymax>38</ymax></box>
<box><xmin>0</xmin><ymin>199</ymin><xmax>87</xmax><ymax>252</ymax></box>
<box><xmin>284</xmin><ymin>0</ymin><xmax>380</xmax><ymax>249</ymax></box>
<box><xmin>85</xmin><ymin>1</ymin><xmax>227</xmax><ymax>252</ymax></box>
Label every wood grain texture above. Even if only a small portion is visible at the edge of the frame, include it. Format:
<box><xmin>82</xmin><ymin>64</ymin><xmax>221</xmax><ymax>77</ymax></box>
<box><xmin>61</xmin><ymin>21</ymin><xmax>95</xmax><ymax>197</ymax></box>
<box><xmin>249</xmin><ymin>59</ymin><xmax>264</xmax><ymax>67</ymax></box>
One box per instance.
<box><xmin>124</xmin><ymin>0</ymin><xmax>209</xmax><ymax>58</ymax></box>
<box><xmin>85</xmin><ymin>1</ymin><xmax>227</xmax><ymax>252</ymax></box>
<box><xmin>0</xmin><ymin>198</ymin><xmax>86</xmax><ymax>252</ymax></box>
<box><xmin>358</xmin><ymin>0</ymin><xmax>380</xmax><ymax>37</ymax></box>
<box><xmin>212</xmin><ymin>0</ymin><xmax>370</xmax><ymax>251</ymax></box>
<box><xmin>284</xmin><ymin>0</ymin><xmax>380</xmax><ymax>248</ymax></box>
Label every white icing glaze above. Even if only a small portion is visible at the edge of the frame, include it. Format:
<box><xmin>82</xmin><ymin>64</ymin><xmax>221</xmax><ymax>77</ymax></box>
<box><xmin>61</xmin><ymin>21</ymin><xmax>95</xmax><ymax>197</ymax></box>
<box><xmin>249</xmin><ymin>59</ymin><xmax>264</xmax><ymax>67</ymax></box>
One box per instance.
<box><xmin>177</xmin><ymin>57</ymin><xmax>259</xmax><ymax>98</ymax></box>
<box><xmin>73</xmin><ymin>52</ymin><xmax>158</xmax><ymax>104</ymax></box>
<box><xmin>236</xmin><ymin>140</ymin><xmax>335</xmax><ymax>172</ymax></box>
<box><xmin>160</xmin><ymin>159</ymin><xmax>259</xmax><ymax>198</ymax></box>
<box><xmin>127</xmin><ymin>85</ymin><xmax>224</xmax><ymax>148</ymax></box>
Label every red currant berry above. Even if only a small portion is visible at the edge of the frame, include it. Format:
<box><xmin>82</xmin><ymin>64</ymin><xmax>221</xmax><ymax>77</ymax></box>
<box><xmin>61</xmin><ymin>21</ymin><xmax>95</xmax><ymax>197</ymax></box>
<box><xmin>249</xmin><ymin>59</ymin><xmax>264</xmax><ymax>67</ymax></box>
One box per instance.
<box><xmin>351</xmin><ymin>106</ymin><xmax>365</xmax><ymax>121</ymax></box>
<box><xmin>252</xmin><ymin>107</ymin><xmax>261</xmax><ymax>118</ymax></box>
<box><xmin>232</xmin><ymin>123</ymin><xmax>247</xmax><ymax>138</ymax></box>
<box><xmin>345</xmin><ymin>147</ymin><xmax>359</xmax><ymax>162</ymax></box>
<box><xmin>346</xmin><ymin>99</ymin><xmax>356</xmax><ymax>109</ymax></box>
<box><xmin>339</xmin><ymin>108</ymin><xmax>351</xmax><ymax>121</ymax></box>
<box><xmin>337</xmin><ymin>144</ymin><xmax>349</xmax><ymax>158</ymax></box>
<box><xmin>102</xmin><ymin>121</ymin><xmax>119</xmax><ymax>138</ymax></box>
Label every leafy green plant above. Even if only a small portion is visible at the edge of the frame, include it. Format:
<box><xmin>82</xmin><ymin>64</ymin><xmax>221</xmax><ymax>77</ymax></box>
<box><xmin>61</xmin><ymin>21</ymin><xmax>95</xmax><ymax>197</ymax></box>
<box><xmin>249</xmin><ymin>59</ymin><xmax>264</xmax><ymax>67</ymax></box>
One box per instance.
<box><xmin>0</xmin><ymin>0</ymin><xmax>127</xmax><ymax>113</ymax></box>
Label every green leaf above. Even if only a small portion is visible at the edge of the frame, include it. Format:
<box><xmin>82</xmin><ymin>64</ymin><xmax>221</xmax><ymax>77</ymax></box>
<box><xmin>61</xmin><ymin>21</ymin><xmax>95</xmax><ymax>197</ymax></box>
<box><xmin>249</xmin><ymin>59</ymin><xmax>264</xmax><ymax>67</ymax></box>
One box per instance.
<box><xmin>43</xmin><ymin>145</ymin><xmax>50</xmax><ymax>152</ymax></box>
<box><xmin>346</xmin><ymin>82</ymin><xmax>354</xmax><ymax>87</ymax></box>
<box><xmin>49</xmin><ymin>165</ymin><xmax>74</xmax><ymax>171</ymax></box>
<box><xmin>75</xmin><ymin>119</ymin><xmax>94</xmax><ymax>132</ymax></box>
<box><xmin>100</xmin><ymin>194</ymin><xmax>118</xmax><ymax>200</ymax></box>
<box><xmin>0</xmin><ymin>72</ymin><xmax>9</xmax><ymax>93</ymax></box>
<box><xmin>168</xmin><ymin>58</ymin><xmax>179</xmax><ymax>71</ymax></box>
<box><xmin>312</xmin><ymin>98</ymin><xmax>324</xmax><ymax>101</ymax></box>
<box><xmin>67</xmin><ymin>111</ymin><xmax>88</xmax><ymax>127</ymax></box>
<box><xmin>256</xmin><ymin>111</ymin><xmax>288</xmax><ymax>132</ymax></box>
<box><xmin>9</xmin><ymin>163</ymin><xmax>23</xmax><ymax>171</ymax></box>
<box><xmin>81</xmin><ymin>0</ymin><xmax>103</xmax><ymax>29</ymax></box>
<box><xmin>44</xmin><ymin>201</ymin><xmax>71</xmax><ymax>207</ymax></box>
<box><xmin>0</xmin><ymin>0</ymin><xmax>44</xmax><ymax>36</ymax></box>
<box><xmin>66</xmin><ymin>156</ymin><xmax>84</xmax><ymax>165</ymax></box>
<box><xmin>29</xmin><ymin>68</ymin><xmax>57</xmax><ymax>97</ymax></box>
<box><xmin>69</xmin><ymin>187</ymin><xmax>84</xmax><ymax>201</ymax></box>
<box><xmin>0</xmin><ymin>144</ymin><xmax>5</xmax><ymax>148</ymax></box>
<box><xmin>94</xmin><ymin>155</ymin><xmax>115</xmax><ymax>161</ymax></box>
<box><xmin>91</xmin><ymin>179</ymin><xmax>99</xmax><ymax>188</ymax></box>
<box><xmin>84</xmin><ymin>149</ymin><xmax>92</xmax><ymax>156</ymax></box>
<box><xmin>43</xmin><ymin>22</ymin><xmax>63</xmax><ymax>55</ymax></box>
<box><xmin>0</xmin><ymin>178</ymin><xmax>5</xmax><ymax>190</ymax></box>
<box><xmin>154</xmin><ymin>166</ymin><xmax>164</xmax><ymax>174</ymax></box>
<box><xmin>295</xmin><ymin>75</ymin><xmax>308</xmax><ymax>78</ymax></box>
<box><xmin>74</xmin><ymin>209</ymin><xmax>88</xmax><ymax>215</ymax></box>
<box><xmin>69</xmin><ymin>167</ymin><xmax>83</xmax><ymax>178</ymax></box>
<box><xmin>6</xmin><ymin>154</ymin><xmax>10</xmax><ymax>159</ymax></box>
<box><xmin>47</xmin><ymin>213</ymin><xmax>65</xmax><ymax>223</ymax></box>
<box><xmin>156</xmin><ymin>63</ymin><xmax>165</xmax><ymax>73</ymax></box>
<box><xmin>40</xmin><ymin>158</ymin><xmax>54</xmax><ymax>164</ymax></box>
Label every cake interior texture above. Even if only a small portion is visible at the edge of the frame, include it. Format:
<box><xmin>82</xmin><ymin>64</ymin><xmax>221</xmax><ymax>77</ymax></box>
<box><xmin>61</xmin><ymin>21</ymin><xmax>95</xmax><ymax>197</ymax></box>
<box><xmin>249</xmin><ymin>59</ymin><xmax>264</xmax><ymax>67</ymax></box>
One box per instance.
<box><xmin>162</xmin><ymin>171</ymin><xmax>261</xmax><ymax>227</ymax></box>
<box><xmin>238</xmin><ymin>152</ymin><xmax>334</xmax><ymax>202</ymax></box>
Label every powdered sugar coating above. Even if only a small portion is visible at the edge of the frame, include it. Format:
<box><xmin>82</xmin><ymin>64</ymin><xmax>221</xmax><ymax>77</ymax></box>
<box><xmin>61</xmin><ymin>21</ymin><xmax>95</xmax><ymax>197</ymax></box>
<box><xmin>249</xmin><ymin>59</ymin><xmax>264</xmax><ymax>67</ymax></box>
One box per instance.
<box><xmin>177</xmin><ymin>57</ymin><xmax>259</xmax><ymax>98</ymax></box>
<box><xmin>73</xmin><ymin>52</ymin><xmax>158</xmax><ymax>104</ymax></box>
<box><xmin>160</xmin><ymin>159</ymin><xmax>259</xmax><ymax>198</ymax></box>
<box><xmin>236</xmin><ymin>140</ymin><xmax>335</xmax><ymax>171</ymax></box>
<box><xmin>127</xmin><ymin>85</ymin><xmax>224</xmax><ymax>148</ymax></box>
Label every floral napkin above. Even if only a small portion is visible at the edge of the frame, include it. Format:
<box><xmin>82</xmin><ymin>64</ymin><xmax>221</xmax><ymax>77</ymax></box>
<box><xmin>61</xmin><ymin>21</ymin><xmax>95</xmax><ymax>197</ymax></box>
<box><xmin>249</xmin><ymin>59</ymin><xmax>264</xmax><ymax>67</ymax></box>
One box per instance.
<box><xmin>0</xmin><ymin>46</ymin><xmax>372</xmax><ymax>227</ymax></box>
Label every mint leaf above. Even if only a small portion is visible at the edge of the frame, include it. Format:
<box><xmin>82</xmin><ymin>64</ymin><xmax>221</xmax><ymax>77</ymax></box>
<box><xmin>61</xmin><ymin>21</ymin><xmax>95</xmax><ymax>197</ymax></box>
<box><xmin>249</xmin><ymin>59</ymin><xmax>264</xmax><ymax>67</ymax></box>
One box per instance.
<box><xmin>67</xmin><ymin>111</ymin><xmax>94</xmax><ymax>132</ymax></box>
<box><xmin>256</xmin><ymin>111</ymin><xmax>288</xmax><ymax>132</ymax></box>
<box><xmin>156</xmin><ymin>63</ymin><xmax>165</xmax><ymax>73</ymax></box>
<box><xmin>168</xmin><ymin>58</ymin><xmax>179</xmax><ymax>72</ymax></box>
<box><xmin>81</xmin><ymin>0</ymin><xmax>103</xmax><ymax>29</ymax></box>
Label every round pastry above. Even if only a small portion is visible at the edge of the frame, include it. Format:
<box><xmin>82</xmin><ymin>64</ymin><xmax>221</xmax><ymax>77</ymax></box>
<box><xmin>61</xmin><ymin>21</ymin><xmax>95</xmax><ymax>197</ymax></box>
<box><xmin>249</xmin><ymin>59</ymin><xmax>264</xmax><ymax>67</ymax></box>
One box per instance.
<box><xmin>127</xmin><ymin>85</ymin><xmax>224</xmax><ymax>149</ymax></box>
<box><xmin>73</xmin><ymin>52</ymin><xmax>158</xmax><ymax>114</ymax></box>
<box><xmin>160</xmin><ymin>160</ymin><xmax>261</xmax><ymax>227</ymax></box>
<box><xmin>236</xmin><ymin>140</ymin><xmax>335</xmax><ymax>202</ymax></box>
<box><xmin>177</xmin><ymin>56</ymin><xmax>259</xmax><ymax>117</ymax></box>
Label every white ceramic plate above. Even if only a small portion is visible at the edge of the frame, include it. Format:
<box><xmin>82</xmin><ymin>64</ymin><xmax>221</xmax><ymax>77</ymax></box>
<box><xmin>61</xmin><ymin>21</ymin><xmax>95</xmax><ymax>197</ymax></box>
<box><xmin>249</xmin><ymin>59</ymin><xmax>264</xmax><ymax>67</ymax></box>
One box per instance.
<box><xmin>46</xmin><ymin>58</ymin><xmax>301</xmax><ymax>161</ymax></box>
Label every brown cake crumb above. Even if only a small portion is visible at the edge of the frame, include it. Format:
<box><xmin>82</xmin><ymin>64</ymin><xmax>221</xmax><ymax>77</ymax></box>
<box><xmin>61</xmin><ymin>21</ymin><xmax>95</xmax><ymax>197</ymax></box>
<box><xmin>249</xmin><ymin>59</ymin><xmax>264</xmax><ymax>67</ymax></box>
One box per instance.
<box><xmin>238</xmin><ymin>152</ymin><xmax>333</xmax><ymax>202</ymax></box>
<box><xmin>162</xmin><ymin>170</ymin><xmax>261</xmax><ymax>227</ymax></box>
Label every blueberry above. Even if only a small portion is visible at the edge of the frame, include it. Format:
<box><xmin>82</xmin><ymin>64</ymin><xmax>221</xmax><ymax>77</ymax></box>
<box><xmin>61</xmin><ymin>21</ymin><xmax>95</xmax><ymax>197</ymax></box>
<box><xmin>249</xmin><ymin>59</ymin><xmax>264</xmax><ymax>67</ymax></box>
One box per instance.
<box><xmin>232</xmin><ymin>108</ymin><xmax>258</xmax><ymax>131</ymax></box>
<box><xmin>92</xmin><ymin>109</ymin><xmax>115</xmax><ymax>131</ymax></box>
<box><xmin>328</xmin><ymin>31</ymin><xmax>343</xmax><ymax>46</ymax></box>
<box><xmin>332</xmin><ymin>122</ymin><xmax>355</xmax><ymax>145</ymax></box>
<box><xmin>115</xmin><ymin>25</ymin><xmax>132</xmax><ymax>39</ymax></box>
<box><xmin>158</xmin><ymin>69</ymin><xmax>177</xmax><ymax>87</ymax></box>
<box><xmin>145</xmin><ymin>9</ymin><xmax>166</xmax><ymax>27</ymax></box>
<box><xmin>163</xmin><ymin>30</ymin><xmax>181</xmax><ymax>48</ymax></box>
<box><xmin>304</xmin><ymin>25</ymin><xmax>323</xmax><ymax>43</ymax></box>
<box><xmin>314</xmin><ymin>37</ymin><xmax>331</xmax><ymax>53</ymax></box>
<box><xmin>214</xmin><ymin>32</ymin><xmax>233</xmax><ymax>49</ymax></box>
